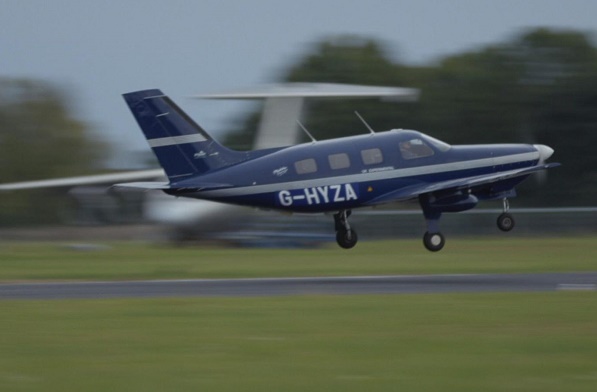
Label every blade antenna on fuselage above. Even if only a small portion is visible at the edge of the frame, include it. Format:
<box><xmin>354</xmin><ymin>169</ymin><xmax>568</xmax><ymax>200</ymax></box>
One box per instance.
<box><xmin>296</xmin><ymin>120</ymin><xmax>317</xmax><ymax>143</ymax></box>
<box><xmin>355</xmin><ymin>111</ymin><xmax>375</xmax><ymax>134</ymax></box>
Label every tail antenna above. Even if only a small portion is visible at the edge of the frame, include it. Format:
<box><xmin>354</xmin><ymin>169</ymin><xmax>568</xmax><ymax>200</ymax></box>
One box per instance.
<box><xmin>355</xmin><ymin>111</ymin><xmax>375</xmax><ymax>134</ymax></box>
<box><xmin>296</xmin><ymin>120</ymin><xmax>317</xmax><ymax>143</ymax></box>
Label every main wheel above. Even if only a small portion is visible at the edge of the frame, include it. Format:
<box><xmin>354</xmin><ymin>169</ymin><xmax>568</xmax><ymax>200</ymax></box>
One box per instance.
<box><xmin>497</xmin><ymin>213</ymin><xmax>515</xmax><ymax>232</ymax></box>
<box><xmin>336</xmin><ymin>229</ymin><xmax>358</xmax><ymax>249</ymax></box>
<box><xmin>423</xmin><ymin>231</ymin><xmax>445</xmax><ymax>252</ymax></box>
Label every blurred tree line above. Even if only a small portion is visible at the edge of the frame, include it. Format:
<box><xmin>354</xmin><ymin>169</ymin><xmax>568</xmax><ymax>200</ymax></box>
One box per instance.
<box><xmin>0</xmin><ymin>79</ymin><xmax>105</xmax><ymax>225</ymax></box>
<box><xmin>226</xmin><ymin>28</ymin><xmax>597</xmax><ymax>206</ymax></box>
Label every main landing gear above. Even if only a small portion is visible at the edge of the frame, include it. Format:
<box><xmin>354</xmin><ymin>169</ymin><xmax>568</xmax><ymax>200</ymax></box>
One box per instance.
<box><xmin>334</xmin><ymin>210</ymin><xmax>358</xmax><ymax>249</ymax></box>
<box><xmin>423</xmin><ymin>231</ymin><xmax>445</xmax><ymax>252</ymax></box>
<box><xmin>419</xmin><ymin>195</ymin><xmax>446</xmax><ymax>252</ymax></box>
<box><xmin>497</xmin><ymin>198</ymin><xmax>515</xmax><ymax>232</ymax></box>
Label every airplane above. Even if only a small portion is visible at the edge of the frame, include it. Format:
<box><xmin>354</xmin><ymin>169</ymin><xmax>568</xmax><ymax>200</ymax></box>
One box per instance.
<box><xmin>117</xmin><ymin>89</ymin><xmax>560</xmax><ymax>251</ymax></box>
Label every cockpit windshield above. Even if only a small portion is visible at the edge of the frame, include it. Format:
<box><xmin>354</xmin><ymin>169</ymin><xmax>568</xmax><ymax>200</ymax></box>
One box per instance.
<box><xmin>399</xmin><ymin>138</ymin><xmax>435</xmax><ymax>160</ymax></box>
<box><xmin>398</xmin><ymin>133</ymin><xmax>451</xmax><ymax>160</ymax></box>
<box><xmin>423</xmin><ymin>135</ymin><xmax>451</xmax><ymax>152</ymax></box>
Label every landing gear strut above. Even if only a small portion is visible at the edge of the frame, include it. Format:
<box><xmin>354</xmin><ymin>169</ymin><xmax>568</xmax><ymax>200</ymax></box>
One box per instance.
<box><xmin>419</xmin><ymin>195</ymin><xmax>446</xmax><ymax>252</ymax></box>
<box><xmin>497</xmin><ymin>198</ymin><xmax>515</xmax><ymax>232</ymax></box>
<box><xmin>334</xmin><ymin>210</ymin><xmax>358</xmax><ymax>249</ymax></box>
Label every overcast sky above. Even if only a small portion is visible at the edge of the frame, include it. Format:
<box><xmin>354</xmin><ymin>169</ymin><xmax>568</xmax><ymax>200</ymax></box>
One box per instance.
<box><xmin>1</xmin><ymin>0</ymin><xmax>596</xmax><ymax>167</ymax></box>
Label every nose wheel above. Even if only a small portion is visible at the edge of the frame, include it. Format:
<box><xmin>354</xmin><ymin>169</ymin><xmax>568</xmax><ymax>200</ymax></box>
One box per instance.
<box><xmin>334</xmin><ymin>210</ymin><xmax>358</xmax><ymax>249</ymax></box>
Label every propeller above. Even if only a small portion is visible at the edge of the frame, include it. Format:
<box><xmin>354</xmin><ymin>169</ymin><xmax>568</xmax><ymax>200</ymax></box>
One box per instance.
<box><xmin>532</xmin><ymin>144</ymin><xmax>555</xmax><ymax>184</ymax></box>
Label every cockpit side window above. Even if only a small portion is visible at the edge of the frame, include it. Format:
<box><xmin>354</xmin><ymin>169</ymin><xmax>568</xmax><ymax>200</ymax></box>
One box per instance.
<box><xmin>399</xmin><ymin>138</ymin><xmax>435</xmax><ymax>160</ymax></box>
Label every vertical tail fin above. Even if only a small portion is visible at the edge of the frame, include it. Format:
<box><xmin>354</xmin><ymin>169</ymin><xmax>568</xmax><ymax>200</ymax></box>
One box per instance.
<box><xmin>123</xmin><ymin>89</ymin><xmax>242</xmax><ymax>182</ymax></box>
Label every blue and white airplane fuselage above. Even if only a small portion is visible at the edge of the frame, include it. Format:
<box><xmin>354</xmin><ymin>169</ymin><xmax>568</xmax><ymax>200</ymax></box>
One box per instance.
<box><xmin>182</xmin><ymin>132</ymin><xmax>544</xmax><ymax>212</ymax></box>
<box><xmin>118</xmin><ymin>89</ymin><xmax>558</xmax><ymax>251</ymax></box>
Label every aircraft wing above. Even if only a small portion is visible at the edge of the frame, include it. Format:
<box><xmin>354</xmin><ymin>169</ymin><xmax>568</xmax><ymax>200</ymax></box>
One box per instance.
<box><xmin>366</xmin><ymin>163</ymin><xmax>561</xmax><ymax>205</ymax></box>
<box><xmin>111</xmin><ymin>182</ymin><xmax>170</xmax><ymax>190</ymax></box>
<box><xmin>196</xmin><ymin>83</ymin><xmax>419</xmax><ymax>100</ymax></box>
<box><xmin>0</xmin><ymin>169</ymin><xmax>165</xmax><ymax>191</ymax></box>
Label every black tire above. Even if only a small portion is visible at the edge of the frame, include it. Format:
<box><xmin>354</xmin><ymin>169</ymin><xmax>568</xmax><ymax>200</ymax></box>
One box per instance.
<box><xmin>423</xmin><ymin>231</ymin><xmax>445</xmax><ymax>252</ymax></box>
<box><xmin>497</xmin><ymin>213</ymin><xmax>515</xmax><ymax>232</ymax></box>
<box><xmin>336</xmin><ymin>229</ymin><xmax>358</xmax><ymax>249</ymax></box>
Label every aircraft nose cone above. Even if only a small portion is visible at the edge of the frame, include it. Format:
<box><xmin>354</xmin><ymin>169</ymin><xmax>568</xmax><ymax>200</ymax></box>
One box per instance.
<box><xmin>533</xmin><ymin>144</ymin><xmax>554</xmax><ymax>161</ymax></box>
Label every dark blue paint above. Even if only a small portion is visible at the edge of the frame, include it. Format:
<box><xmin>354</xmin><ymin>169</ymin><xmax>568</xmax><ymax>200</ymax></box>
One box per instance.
<box><xmin>122</xmin><ymin>89</ymin><xmax>558</xmax><ymax>216</ymax></box>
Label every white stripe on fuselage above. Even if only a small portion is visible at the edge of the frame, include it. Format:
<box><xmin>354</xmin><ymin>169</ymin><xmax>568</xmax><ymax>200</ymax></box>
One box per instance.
<box><xmin>196</xmin><ymin>150</ymin><xmax>539</xmax><ymax>198</ymax></box>
<box><xmin>148</xmin><ymin>134</ymin><xmax>207</xmax><ymax>148</ymax></box>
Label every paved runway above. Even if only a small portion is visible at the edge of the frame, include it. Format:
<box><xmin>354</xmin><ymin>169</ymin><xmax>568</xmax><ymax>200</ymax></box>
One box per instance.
<box><xmin>1</xmin><ymin>272</ymin><xmax>596</xmax><ymax>299</ymax></box>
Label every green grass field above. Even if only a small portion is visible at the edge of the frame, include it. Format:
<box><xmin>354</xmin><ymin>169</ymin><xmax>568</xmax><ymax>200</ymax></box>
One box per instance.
<box><xmin>1</xmin><ymin>236</ymin><xmax>596</xmax><ymax>391</ymax></box>
<box><xmin>1</xmin><ymin>293</ymin><xmax>597</xmax><ymax>391</ymax></box>
<box><xmin>0</xmin><ymin>236</ymin><xmax>596</xmax><ymax>281</ymax></box>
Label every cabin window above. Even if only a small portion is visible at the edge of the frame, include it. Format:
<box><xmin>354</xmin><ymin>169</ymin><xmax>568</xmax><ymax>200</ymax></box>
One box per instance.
<box><xmin>328</xmin><ymin>153</ymin><xmax>350</xmax><ymax>170</ymax></box>
<box><xmin>360</xmin><ymin>148</ymin><xmax>383</xmax><ymax>165</ymax></box>
<box><xmin>399</xmin><ymin>138</ymin><xmax>435</xmax><ymax>160</ymax></box>
<box><xmin>294</xmin><ymin>158</ymin><xmax>317</xmax><ymax>174</ymax></box>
